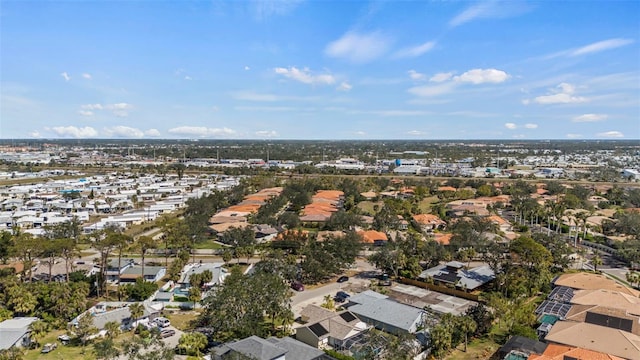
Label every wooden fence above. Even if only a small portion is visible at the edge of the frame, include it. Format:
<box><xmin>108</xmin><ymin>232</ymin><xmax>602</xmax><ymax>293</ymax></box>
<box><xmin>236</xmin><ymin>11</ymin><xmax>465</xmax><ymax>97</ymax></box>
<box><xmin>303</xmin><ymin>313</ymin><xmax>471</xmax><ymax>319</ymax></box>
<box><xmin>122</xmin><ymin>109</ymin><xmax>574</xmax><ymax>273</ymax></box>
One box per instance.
<box><xmin>398</xmin><ymin>277</ymin><xmax>481</xmax><ymax>302</ymax></box>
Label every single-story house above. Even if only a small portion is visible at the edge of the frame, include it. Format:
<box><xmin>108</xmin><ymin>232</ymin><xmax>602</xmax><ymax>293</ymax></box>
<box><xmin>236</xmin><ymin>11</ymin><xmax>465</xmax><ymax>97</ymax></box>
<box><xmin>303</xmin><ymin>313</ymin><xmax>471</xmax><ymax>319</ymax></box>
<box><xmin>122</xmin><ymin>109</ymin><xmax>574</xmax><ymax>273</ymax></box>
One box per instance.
<box><xmin>296</xmin><ymin>305</ymin><xmax>369</xmax><ymax>350</ymax></box>
<box><xmin>0</xmin><ymin>317</ymin><xmax>39</xmax><ymax>350</ymax></box>
<box><xmin>69</xmin><ymin>302</ymin><xmax>161</xmax><ymax>330</ymax></box>
<box><xmin>212</xmin><ymin>335</ymin><xmax>328</xmax><ymax>360</ymax></box>
<box><xmin>418</xmin><ymin>261</ymin><xmax>495</xmax><ymax>291</ymax></box>
<box><xmin>105</xmin><ymin>258</ymin><xmax>135</xmax><ymax>283</ymax></box>
<box><xmin>179</xmin><ymin>263</ymin><xmax>229</xmax><ymax>288</ymax></box>
<box><xmin>344</xmin><ymin>290</ymin><xmax>425</xmax><ymax>335</ymax></box>
<box><xmin>119</xmin><ymin>265</ymin><xmax>166</xmax><ymax>284</ymax></box>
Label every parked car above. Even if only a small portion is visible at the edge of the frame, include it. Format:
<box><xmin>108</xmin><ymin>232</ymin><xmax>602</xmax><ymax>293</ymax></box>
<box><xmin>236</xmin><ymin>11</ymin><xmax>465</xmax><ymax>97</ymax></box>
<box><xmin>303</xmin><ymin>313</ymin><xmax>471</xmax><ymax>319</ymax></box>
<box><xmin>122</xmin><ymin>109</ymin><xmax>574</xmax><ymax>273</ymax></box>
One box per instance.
<box><xmin>378</xmin><ymin>273</ymin><xmax>391</xmax><ymax>286</ymax></box>
<box><xmin>41</xmin><ymin>343</ymin><xmax>57</xmax><ymax>354</ymax></box>
<box><xmin>154</xmin><ymin>317</ymin><xmax>171</xmax><ymax>328</ymax></box>
<box><xmin>336</xmin><ymin>291</ymin><xmax>350</xmax><ymax>299</ymax></box>
<box><xmin>337</xmin><ymin>276</ymin><xmax>349</xmax><ymax>283</ymax></box>
<box><xmin>333</xmin><ymin>295</ymin><xmax>346</xmax><ymax>303</ymax></box>
<box><xmin>291</xmin><ymin>281</ymin><xmax>304</xmax><ymax>291</ymax></box>
<box><xmin>160</xmin><ymin>329</ymin><xmax>176</xmax><ymax>338</ymax></box>
<box><xmin>57</xmin><ymin>334</ymin><xmax>71</xmax><ymax>345</ymax></box>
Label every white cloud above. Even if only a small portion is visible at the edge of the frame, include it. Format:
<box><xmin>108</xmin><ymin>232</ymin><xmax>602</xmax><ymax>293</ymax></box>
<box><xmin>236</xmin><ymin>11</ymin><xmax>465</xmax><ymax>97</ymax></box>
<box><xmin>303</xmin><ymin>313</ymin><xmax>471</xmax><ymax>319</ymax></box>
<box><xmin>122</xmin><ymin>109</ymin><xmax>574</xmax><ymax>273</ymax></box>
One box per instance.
<box><xmin>524</xmin><ymin>123</ymin><xmax>538</xmax><ymax>129</ymax></box>
<box><xmin>28</xmin><ymin>131</ymin><xmax>42</xmax><ymax>138</ymax></box>
<box><xmin>103</xmin><ymin>126</ymin><xmax>144</xmax><ymax>138</ymax></box>
<box><xmin>350</xmin><ymin>109</ymin><xmax>431</xmax><ymax>117</ymax></box>
<box><xmin>274</xmin><ymin>66</ymin><xmax>336</xmax><ymax>85</ymax></box>
<box><xmin>231</xmin><ymin>90</ymin><xmax>318</xmax><ymax>102</ymax></box>
<box><xmin>337</xmin><ymin>82</ymin><xmax>352</xmax><ymax>91</ymax></box>
<box><xmin>407</xmin><ymin>130</ymin><xmax>424</xmax><ymax>136</ymax></box>
<box><xmin>255</xmin><ymin>130</ymin><xmax>278</xmax><ymax>138</ymax></box>
<box><xmin>504</xmin><ymin>123</ymin><xmax>517</xmax><ymax>130</ymax></box>
<box><xmin>454</xmin><ymin>68</ymin><xmax>510</xmax><ymax>84</ymax></box>
<box><xmin>512</xmin><ymin>134</ymin><xmax>525</xmax><ymax>139</ymax></box>
<box><xmin>449</xmin><ymin>1</ymin><xmax>530</xmax><ymax>27</ymax></box>
<box><xmin>354</xmin><ymin>131</ymin><xmax>366</xmax><ymax>136</ymax></box>
<box><xmin>81</xmin><ymin>104</ymin><xmax>103</xmax><ymax>110</ymax></box>
<box><xmin>82</xmin><ymin>73</ymin><xmax>92</xmax><ymax>80</ymax></box>
<box><xmin>244</xmin><ymin>66</ymin><xmax>251</xmax><ymax>71</ymax></box>
<box><xmin>408</xmin><ymin>70</ymin><xmax>426</xmax><ymax>81</ymax></box>
<box><xmin>597</xmin><ymin>130</ymin><xmax>624</xmax><ymax>138</ymax></box>
<box><xmin>78</xmin><ymin>110</ymin><xmax>94</xmax><ymax>117</ymax></box>
<box><xmin>532</xmin><ymin>83</ymin><xmax>587</xmax><ymax>104</ymax></box>
<box><xmin>571</xmin><ymin>38</ymin><xmax>634</xmax><ymax>56</ymax></box>
<box><xmin>408</xmin><ymin>82</ymin><xmax>457</xmax><ymax>97</ymax></box>
<box><xmin>566</xmin><ymin>133</ymin><xmax>583</xmax><ymax>139</ymax></box>
<box><xmin>430</xmin><ymin>72</ymin><xmax>454</xmax><ymax>82</ymax></box>
<box><xmin>105</xmin><ymin>103</ymin><xmax>133</xmax><ymax>117</ymax></box>
<box><xmin>184</xmin><ymin>76</ymin><xmax>192</xmax><ymax>80</ymax></box>
<box><xmin>80</xmin><ymin>102</ymin><xmax>133</xmax><ymax>116</ymax></box>
<box><xmin>325</xmin><ymin>31</ymin><xmax>392</xmax><ymax>63</ymax></box>
<box><xmin>145</xmin><ymin>129</ymin><xmax>161</xmax><ymax>137</ymax></box>
<box><xmin>573</xmin><ymin>113</ymin><xmax>608</xmax><ymax>122</ymax></box>
<box><xmin>394</xmin><ymin>41</ymin><xmax>436</xmax><ymax>58</ymax></box>
<box><xmin>60</xmin><ymin>72</ymin><xmax>70</xmax><ymax>82</ymax></box>
<box><xmin>251</xmin><ymin>0</ymin><xmax>302</xmax><ymax>20</ymax></box>
<box><xmin>168</xmin><ymin>126</ymin><xmax>236</xmax><ymax>138</ymax></box>
<box><xmin>51</xmin><ymin>126</ymin><xmax>98</xmax><ymax>138</ymax></box>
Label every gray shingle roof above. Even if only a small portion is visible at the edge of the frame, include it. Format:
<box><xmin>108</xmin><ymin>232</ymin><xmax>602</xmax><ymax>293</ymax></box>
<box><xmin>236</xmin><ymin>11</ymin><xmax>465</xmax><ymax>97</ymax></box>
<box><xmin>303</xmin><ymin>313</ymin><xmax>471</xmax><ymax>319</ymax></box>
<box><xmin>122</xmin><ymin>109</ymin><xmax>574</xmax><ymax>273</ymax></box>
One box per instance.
<box><xmin>216</xmin><ymin>335</ymin><xmax>287</xmax><ymax>360</ymax></box>
<box><xmin>0</xmin><ymin>317</ymin><xmax>38</xmax><ymax>350</ymax></box>
<box><xmin>347</xmin><ymin>291</ymin><xmax>424</xmax><ymax>333</ymax></box>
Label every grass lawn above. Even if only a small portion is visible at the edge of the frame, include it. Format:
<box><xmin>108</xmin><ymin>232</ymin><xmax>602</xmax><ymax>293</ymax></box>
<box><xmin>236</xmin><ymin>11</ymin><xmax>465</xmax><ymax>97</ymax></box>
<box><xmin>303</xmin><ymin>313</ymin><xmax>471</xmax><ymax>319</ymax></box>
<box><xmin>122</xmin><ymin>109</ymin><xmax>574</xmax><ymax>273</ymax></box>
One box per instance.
<box><xmin>418</xmin><ymin>196</ymin><xmax>439</xmax><ymax>213</ymax></box>
<box><xmin>357</xmin><ymin>200</ymin><xmax>383</xmax><ymax>215</ymax></box>
<box><xmin>193</xmin><ymin>240</ymin><xmax>226</xmax><ymax>250</ymax></box>
<box><xmin>445</xmin><ymin>337</ymin><xmax>500</xmax><ymax>360</ymax></box>
<box><xmin>166</xmin><ymin>310</ymin><xmax>201</xmax><ymax>331</ymax></box>
<box><xmin>24</xmin><ymin>330</ymin><xmax>96</xmax><ymax>360</ymax></box>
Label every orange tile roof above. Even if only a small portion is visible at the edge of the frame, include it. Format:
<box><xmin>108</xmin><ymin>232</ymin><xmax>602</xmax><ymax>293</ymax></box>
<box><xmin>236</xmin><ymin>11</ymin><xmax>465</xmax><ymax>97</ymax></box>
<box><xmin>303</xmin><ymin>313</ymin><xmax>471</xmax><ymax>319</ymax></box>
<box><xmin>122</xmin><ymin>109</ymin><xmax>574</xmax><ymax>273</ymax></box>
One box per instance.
<box><xmin>529</xmin><ymin>343</ymin><xmax>625</xmax><ymax>360</ymax></box>
<box><xmin>437</xmin><ymin>186</ymin><xmax>457</xmax><ymax>192</ymax></box>
<box><xmin>313</xmin><ymin>190</ymin><xmax>344</xmax><ymax>200</ymax></box>
<box><xmin>412</xmin><ymin>214</ymin><xmax>446</xmax><ymax>225</ymax></box>
<box><xmin>487</xmin><ymin>215</ymin><xmax>508</xmax><ymax>225</ymax></box>
<box><xmin>357</xmin><ymin>230</ymin><xmax>388</xmax><ymax>243</ymax></box>
<box><xmin>434</xmin><ymin>233</ymin><xmax>453</xmax><ymax>245</ymax></box>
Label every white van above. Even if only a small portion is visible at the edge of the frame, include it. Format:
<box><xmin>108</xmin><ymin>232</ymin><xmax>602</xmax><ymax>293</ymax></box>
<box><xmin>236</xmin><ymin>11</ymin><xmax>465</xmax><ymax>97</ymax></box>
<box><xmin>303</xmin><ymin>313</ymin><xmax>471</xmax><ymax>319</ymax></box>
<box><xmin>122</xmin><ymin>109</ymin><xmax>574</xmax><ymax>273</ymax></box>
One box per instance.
<box><xmin>154</xmin><ymin>317</ymin><xmax>171</xmax><ymax>328</ymax></box>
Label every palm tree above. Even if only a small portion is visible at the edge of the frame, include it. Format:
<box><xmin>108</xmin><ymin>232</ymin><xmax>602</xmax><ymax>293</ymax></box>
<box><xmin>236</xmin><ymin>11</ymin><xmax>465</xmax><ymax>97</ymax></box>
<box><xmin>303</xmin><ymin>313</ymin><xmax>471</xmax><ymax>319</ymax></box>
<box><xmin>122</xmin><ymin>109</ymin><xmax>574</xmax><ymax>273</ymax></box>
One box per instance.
<box><xmin>458</xmin><ymin>316</ymin><xmax>477</xmax><ymax>352</ymax></box>
<box><xmin>136</xmin><ymin>236</ymin><xmax>156</xmax><ymax>281</ymax></box>
<box><xmin>128</xmin><ymin>303</ymin><xmax>144</xmax><ymax>327</ymax></box>
<box><xmin>592</xmin><ymin>255</ymin><xmax>602</xmax><ymax>272</ymax></box>
<box><xmin>626</xmin><ymin>271</ymin><xmax>640</xmax><ymax>288</ymax></box>
<box><xmin>188</xmin><ymin>286</ymin><xmax>201</xmax><ymax>310</ymax></box>
<box><xmin>104</xmin><ymin>321</ymin><xmax>120</xmax><ymax>340</ymax></box>
<box><xmin>29</xmin><ymin>320</ymin><xmax>49</xmax><ymax>347</ymax></box>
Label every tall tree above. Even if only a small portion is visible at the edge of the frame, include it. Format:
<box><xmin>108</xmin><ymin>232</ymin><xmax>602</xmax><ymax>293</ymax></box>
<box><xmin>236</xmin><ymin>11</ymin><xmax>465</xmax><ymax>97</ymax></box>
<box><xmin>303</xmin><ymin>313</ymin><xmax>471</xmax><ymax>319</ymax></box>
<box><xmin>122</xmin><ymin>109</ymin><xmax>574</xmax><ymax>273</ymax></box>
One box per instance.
<box><xmin>28</xmin><ymin>320</ymin><xmax>49</xmax><ymax>347</ymax></box>
<box><xmin>136</xmin><ymin>236</ymin><xmax>156</xmax><ymax>282</ymax></box>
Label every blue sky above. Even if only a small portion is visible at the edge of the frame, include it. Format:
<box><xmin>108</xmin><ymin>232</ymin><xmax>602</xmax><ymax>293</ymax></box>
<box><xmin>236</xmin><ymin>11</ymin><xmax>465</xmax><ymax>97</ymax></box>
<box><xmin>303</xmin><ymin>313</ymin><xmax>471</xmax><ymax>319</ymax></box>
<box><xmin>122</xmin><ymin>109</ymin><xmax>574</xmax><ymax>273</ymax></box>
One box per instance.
<box><xmin>1</xmin><ymin>0</ymin><xmax>639</xmax><ymax>140</ymax></box>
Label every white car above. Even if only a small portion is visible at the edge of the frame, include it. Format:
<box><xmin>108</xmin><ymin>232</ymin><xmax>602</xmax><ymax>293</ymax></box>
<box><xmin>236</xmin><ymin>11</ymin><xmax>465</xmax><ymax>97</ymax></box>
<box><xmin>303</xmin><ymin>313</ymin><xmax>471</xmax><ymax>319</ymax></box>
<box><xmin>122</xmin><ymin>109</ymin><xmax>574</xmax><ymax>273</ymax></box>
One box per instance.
<box><xmin>154</xmin><ymin>317</ymin><xmax>171</xmax><ymax>328</ymax></box>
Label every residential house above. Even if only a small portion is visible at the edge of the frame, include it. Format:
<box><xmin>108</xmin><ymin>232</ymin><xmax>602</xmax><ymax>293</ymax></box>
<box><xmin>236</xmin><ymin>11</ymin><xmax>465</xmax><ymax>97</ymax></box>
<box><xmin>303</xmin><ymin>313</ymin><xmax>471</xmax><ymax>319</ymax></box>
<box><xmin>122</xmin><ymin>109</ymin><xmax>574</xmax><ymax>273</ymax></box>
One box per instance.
<box><xmin>179</xmin><ymin>263</ymin><xmax>229</xmax><ymax>288</ymax></box>
<box><xmin>412</xmin><ymin>214</ymin><xmax>446</xmax><ymax>232</ymax></box>
<box><xmin>105</xmin><ymin>258</ymin><xmax>135</xmax><ymax>283</ymax></box>
<box><xmin>295</xmin><ymin>305</ymin><xmax>368</xmax><ymax>350</ymax></box>
<box><xmin>357</xmin><ymin>230</ymin><xmax>388</xmax><ymax>246</ymax></box>
<box><xmin>119</xmin><ymin>265</ymin><xmax>166</xmax><ymax>284</ymax></box>
<box><xmin>418</xmin><ymin>261</ymin><xmax>495</xmax><ymax>292</ymax></box>
<box><xmin>344</xmin><ymin>290</ymin><xmax>425</xmax><ymax>335</ymax></box>
<box><xmin>496</xmin><ymin>336</ymin><xmax>547</xmax><ymax>360</ymax></box>
<box><xmin>552</xmin><ymin>273</ymin><xmax>640</xmax><ymax>297</ymax></box>
<box><xmin>528</xmin><ymin>344</ymin><xmax>625</xmax><ymax>360</ymax></box>
<box><xmin>212</xmin><ymin>335</ymin><xmax>330</xmax><ymax>360</ymax></box>
<box><xmin>69</xmin><ymin>302</ymin><xmax>161</xmax><ymax>331</ymax></box>
<box><xmin>0</xmin><ymin>317</ymin><xmax>39</xmax><ymax>350</ymax></box>
<box><xmin>543</xmin><ymin>321</ymin><xmax>640</xmax><ymax>360</ymax></box>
